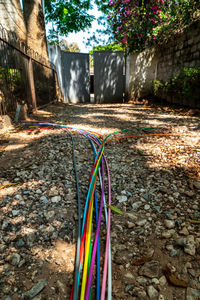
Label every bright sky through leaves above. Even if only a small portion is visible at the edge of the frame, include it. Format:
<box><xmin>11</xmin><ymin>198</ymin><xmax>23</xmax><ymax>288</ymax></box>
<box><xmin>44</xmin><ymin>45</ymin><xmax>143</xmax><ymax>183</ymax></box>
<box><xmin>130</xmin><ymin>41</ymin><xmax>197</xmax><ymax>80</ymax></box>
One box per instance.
<box><xmin>48</xmin><ymin>1</ymin><xmax>110</xmax><ymax>53</ymax></box>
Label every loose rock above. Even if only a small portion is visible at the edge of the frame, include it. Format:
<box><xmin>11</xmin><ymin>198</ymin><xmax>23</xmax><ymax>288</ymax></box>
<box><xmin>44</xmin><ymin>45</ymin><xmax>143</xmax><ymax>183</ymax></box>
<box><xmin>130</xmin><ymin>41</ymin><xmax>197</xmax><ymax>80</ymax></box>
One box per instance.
<box><xmin>117</xmin><ymin>195</ymin><xmax>128</xmax><ymax>203</ymax></box>
<box><xmin>51</xmin><ymin>196</ymin><xmax>61</xmax><ymax>203</ymax></box>
<box><xmin>10</xmin><ymin>253</ymin><xmax>21</xmax><ymax>266</ymax></box>
<box><xmin>164</xmin><ymin>220</ymin><xmax>175</xmax><ymax>229</ymax></box>
<box><xmin>23</xmin><ymin>279</ymin><xmax>47</xmax><ymax>299</ymax></box>
<box><xmin>179</xmin><ymin>227</ymin><xmax>189</xmax><ymax>236</ymax></box>
<box><xmin>139</xmin><ymin>261</ymin><xmax>160</xmax><ymax>278</ymax></box>
<box><xmin>147</xmin><ymin>285</ymin><xmax>159</xmax><ymax>299</ymax></box>
<box><xmin>186</xmin><ymin>287</ymin><xmax>200</xmax><ymax>300</ymax></box>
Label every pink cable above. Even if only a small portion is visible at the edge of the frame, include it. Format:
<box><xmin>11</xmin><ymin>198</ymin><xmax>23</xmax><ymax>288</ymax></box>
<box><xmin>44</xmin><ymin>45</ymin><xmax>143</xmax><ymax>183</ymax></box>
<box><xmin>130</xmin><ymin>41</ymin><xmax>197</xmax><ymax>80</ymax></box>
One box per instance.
<box><xmin>85</xmin><ymin>158</ymin><xmax>105</xmax><ymax>300</ymax></box>
<box><xmin>101</xmin><ymin>160</ymin><xmax>111</xmax><ymax>300</ymax></box>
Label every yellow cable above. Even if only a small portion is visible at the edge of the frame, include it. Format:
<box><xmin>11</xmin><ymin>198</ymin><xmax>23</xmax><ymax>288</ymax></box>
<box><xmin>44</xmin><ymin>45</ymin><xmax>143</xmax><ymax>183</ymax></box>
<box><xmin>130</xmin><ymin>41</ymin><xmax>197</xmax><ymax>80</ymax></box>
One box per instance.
<box><xmin>80</xmin><ymin>199</ymin><xmax>94</xmax><ymax>300</ymax></box>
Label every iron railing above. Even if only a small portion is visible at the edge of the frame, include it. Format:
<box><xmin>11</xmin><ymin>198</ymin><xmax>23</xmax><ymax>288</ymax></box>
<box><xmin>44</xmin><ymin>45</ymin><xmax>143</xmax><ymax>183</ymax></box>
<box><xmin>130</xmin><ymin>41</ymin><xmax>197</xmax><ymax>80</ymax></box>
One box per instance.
<box><xmin>0</xmin><ymin>24</ymin><xmax>57</xmax><ymax>116</ymax></box>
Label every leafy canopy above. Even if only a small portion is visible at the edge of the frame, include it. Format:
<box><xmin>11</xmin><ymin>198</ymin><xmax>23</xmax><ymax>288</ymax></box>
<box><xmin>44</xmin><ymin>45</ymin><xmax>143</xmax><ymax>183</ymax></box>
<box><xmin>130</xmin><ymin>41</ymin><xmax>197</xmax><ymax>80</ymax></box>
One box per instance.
<box><xmin>44</xmin><ymin>0</ymin><xmax>200</xmax><ymax>52</ymax></box>
<box><xmin>44</xmin><ymin>0</ymin><xmax>94</xmax><ymax>37</ymax></box>
<box><xmin>59</xmin><ymin>40</ymin><xmax>80</xmax><ymax>52</ymax></box>
<box><xmin>44</xmin><ymin>0</ymin><xmax>115</xmax><ymax>47</ymax></box>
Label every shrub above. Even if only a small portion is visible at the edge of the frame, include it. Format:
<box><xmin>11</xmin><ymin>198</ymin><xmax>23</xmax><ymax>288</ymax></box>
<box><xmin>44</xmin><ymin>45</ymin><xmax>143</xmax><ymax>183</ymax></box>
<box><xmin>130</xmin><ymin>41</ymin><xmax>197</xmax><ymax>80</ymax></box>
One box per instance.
<box><xmin>152</xmin><ymin>67</ymin><xmax>200</xmax><ymax>102</ymax></box>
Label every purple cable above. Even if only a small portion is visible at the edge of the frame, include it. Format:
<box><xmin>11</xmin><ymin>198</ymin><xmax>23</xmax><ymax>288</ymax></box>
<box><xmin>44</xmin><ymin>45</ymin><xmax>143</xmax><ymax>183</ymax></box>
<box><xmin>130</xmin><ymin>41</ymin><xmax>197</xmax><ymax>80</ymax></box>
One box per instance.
<box><xmin>85</xmin><ymin>158</ymin><xmax>105</xmax><ymax>300</ymax></box>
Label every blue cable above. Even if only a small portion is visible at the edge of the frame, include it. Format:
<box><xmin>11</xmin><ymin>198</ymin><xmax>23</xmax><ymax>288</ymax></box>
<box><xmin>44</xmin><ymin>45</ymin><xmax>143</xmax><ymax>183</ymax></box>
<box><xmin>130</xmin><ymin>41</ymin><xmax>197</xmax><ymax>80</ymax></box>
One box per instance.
<box><xmin>24</xmin><ymin>121</ymin><xmax>102</xmax><ymax>300</ymax></box>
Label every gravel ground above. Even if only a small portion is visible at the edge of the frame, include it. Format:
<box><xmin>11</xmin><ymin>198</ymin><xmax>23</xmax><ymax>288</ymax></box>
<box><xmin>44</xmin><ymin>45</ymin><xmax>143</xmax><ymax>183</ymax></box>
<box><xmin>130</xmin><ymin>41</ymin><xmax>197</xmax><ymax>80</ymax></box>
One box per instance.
<box><xmin>0</xmin><ymin>102</ymin><xmax>200</xmax><ymax>300</ymax></box>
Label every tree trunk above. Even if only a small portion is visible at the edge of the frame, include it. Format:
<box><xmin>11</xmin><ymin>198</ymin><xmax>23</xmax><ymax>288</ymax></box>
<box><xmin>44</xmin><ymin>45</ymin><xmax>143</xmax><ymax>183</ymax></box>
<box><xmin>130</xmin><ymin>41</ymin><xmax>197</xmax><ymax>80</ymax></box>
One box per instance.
<box><xmin>23</xmin><ymin>0</ymin><xmax>49</xmax><ymax>60</ymax></box>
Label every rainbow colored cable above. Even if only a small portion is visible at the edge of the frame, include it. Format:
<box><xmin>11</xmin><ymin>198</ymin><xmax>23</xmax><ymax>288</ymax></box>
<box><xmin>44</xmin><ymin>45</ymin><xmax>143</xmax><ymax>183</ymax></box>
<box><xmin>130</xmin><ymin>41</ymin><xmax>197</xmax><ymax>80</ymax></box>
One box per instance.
<box><xmin>23</xmin><ymin>122</ymin><xmax>111</xmax><ymax>300</ymax></box>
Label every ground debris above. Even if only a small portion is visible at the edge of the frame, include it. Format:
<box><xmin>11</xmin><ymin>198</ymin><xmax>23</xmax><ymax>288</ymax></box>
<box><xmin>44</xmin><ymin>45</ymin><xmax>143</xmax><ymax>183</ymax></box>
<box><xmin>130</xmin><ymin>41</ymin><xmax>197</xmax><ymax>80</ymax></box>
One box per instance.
<box><xmin>164</xmin><ymin>266</ymin><xmax>188</xmax><ymax>288</ymax></box>
<box><xmin>23</xmin><ymin>279</ymin><xmax>47</xmax><ymax>299</ymax></box>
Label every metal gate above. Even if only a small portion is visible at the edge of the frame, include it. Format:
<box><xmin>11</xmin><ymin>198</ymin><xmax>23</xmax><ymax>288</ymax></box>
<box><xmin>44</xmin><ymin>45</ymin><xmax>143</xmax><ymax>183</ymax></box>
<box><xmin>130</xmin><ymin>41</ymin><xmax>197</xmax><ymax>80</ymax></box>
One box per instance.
<box><xmin>48</xmin><ymin>45</ymin><xmax>90</xmax><ymax>104</ymax></box>
<box><xmin>48</xmin><ymin>46</ymin><xmax>125</xmax><ymax>104</ymax></box>
<box><xmin>61</xmin><ymin>52</ymin><xmax>90</xmax><ymax>103</ymax></box>
<box><xmin>93</xmin><ymin>51</ymin><xmax>125</xmax><ymax>103</ymax></box>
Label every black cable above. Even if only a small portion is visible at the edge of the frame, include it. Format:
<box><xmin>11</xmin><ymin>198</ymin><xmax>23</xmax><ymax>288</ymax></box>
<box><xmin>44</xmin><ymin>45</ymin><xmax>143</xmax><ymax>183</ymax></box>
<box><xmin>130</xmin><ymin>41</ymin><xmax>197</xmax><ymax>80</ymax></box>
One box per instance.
<box><xmin>66</xmin><ymin>129</ymin><xmax>81</xmax><ymax>300</ymax></box>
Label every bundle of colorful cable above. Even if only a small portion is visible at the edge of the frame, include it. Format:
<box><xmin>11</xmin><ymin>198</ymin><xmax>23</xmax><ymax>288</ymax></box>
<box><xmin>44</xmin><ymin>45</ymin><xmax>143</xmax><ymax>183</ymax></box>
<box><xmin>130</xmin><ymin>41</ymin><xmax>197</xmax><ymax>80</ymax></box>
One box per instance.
<box><xmin>23</xmin><ymin>122</ymin><xmax>112</xmax><ymax>300</ymax></box>
<box><xmin>23</xmin><ymin>122</ymin><xmax>190</xmax><ymax>299</ymax></box>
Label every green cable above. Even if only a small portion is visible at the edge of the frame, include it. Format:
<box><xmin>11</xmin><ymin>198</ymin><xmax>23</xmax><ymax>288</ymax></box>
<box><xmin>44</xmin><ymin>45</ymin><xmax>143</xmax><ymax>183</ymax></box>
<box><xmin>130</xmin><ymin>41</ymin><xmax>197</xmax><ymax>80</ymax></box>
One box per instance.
<box><xmin>103</xmin><ymin>126</ymin><xmax>163</xmax><ymax>142</ymax></box>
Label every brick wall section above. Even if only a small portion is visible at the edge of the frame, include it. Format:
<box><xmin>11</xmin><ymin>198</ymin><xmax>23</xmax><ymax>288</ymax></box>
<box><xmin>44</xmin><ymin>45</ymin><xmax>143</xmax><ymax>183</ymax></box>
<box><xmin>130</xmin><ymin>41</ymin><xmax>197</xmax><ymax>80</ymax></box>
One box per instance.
<box><xmin>0</xmin><ymin>0</ymin><xmax>48</xmax><ymax>60</ymax></box>
<box><xmin>126</xmin><ymin>20</ymin><xmax>200</xmax><ymax>107</ymax></box>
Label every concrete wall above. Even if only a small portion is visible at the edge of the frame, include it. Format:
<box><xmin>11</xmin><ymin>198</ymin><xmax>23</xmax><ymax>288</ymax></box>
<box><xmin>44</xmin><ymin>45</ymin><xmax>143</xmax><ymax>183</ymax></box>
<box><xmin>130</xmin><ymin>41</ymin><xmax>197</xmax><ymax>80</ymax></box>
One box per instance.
<box><xmin>0</xmin><ymin>0</ymin><xmax>49</xmax><ymax>60</ymax></box>
<box><xmin>125</xmin><ymin>48</ymin><xmax>158</xmax><ymax>99</ymax></box>
<box><xmin>48</xmin><ymin>45</ymin><xmax>64</xmax><ymax>96</ymax></box>
<box><xmin>126</xmin><ymin>20</ymin><xmax>200</xmax><ymax>104</ymax></box>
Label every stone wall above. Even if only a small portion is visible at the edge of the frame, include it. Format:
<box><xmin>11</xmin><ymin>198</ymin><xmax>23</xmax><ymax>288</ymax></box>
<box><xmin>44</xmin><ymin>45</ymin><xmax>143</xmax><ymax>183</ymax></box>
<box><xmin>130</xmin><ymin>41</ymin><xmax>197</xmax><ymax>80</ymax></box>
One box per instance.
<box><xmin>126</xmin><ymin>20</ymin><xmax>200</xmax><ymax>107</ymax></box>
<box><xmin>157</xmin><ymin>20</ymin><xmax>200</xmax><ymax>82</ymax></box>
<box><xmin>0</xmin><ymin>0</ymin><xmax>48</xmax><ymax>60</ymax></box>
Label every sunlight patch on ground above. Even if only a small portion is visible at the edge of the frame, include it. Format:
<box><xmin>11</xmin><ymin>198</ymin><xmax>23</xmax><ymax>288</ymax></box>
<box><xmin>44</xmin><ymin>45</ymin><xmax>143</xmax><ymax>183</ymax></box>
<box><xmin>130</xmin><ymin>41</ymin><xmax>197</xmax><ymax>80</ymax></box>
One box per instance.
<box><xmin>32</xmin><ymin>110</ymin><xmax>54</xmax><ymax>118</ymax></box>
<box><xmin>0</xmin><ymin>184</ymin><xmax>23</xmax><ymax>199</ymax></box>
<box><xmin>67</xmin><ymin>123</ymin><xmax>119</xmax><ymax>136</ymax></box>
<box><xmin>0</xmin><ymin>180</ymin><xmax>46</xmax><ymax>202</ymax></box>
<box><xmin>2</xmin><ymin>143</ymin><xmax>29</xmax><ymax>152</ymax></box>
<box><xmin>32</xmin><ymin>240</ymin><xmax>76</xmax><ymax>273</ymax></box>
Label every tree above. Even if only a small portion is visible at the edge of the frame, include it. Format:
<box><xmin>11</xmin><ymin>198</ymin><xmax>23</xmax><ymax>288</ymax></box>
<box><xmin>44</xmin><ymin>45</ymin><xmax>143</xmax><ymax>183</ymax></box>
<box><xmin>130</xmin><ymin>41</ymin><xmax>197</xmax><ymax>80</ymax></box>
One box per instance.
<box><xmin>107</xmin><ymin>0</ymin><xmax>164</xmax><ymax>52</ymax></box>
<box><xmin>44</xmin><ymin>0</ymin><xmax>95</xmax><ymax>39</ymax></box>
<box><xmin>44</xmin><ymin>0</ymin><xmax>200</xmax><ymax>53</ymax></box>
<box><xmin>47</xmin><ymin>38</ymin><xmax>81</xmax><ymax>52</ymax></box>
<box><xmin>44</xmin><ymin>0</ymin><xmax>115</xmax><ymax>47</ymax></box>
<box><xmin>90</xmin><ymin>43</ymin><xmax>123</xmax><ymax>53</ymax></box>
<box><xmin>59</xmin><ymin>40</ymin><xmax>80</xmax><ymax>52</ymax></box>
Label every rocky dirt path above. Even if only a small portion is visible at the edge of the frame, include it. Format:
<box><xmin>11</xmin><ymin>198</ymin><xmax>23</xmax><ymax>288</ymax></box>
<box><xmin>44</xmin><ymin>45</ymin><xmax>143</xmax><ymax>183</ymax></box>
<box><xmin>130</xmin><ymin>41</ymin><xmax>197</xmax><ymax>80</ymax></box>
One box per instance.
<box><xmin>0</xmin><ymin>102</ymin><xmax>200</xmax><ymax>300</ymax></box>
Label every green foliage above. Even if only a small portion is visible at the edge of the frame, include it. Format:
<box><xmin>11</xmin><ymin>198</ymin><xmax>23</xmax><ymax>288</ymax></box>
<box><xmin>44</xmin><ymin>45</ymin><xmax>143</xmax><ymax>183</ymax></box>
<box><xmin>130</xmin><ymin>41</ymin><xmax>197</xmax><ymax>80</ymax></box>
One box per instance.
<box><xmin>89</xmin><ymin>43</ymin><xmax>123</xmax><ymax>54</ymax></box>
<box><xmin>44</xmin><ymin>0</ymin><xmax>200</xmax><ymax>51</ymax></box>
<box><xmin>106</xmin><ymin>204</ymin><xmax>124</xmax><ymax>215</ymax></box>
<box><xmin>152</xmin><ymin>67</ymin><xmax>200</xmax><ymax>101</ymax></box>
<box><xmin>155</xmin><ymin>0</ymin><xmax>200</xmax><ymax>44</ymax></box>
<box><xmin>152</xmin><ymin>80</ymin><xmax>164</xmax><ymax>96</ymax></box>
<box><xmin>0</xmin><ymin>68</ymin><xmax>21</xmax><ymax>89</ymax></box>
<box><xmin>47</xmin><ymin>38</ymin><xmax>81</xmax><ymax>52</ymax></box>
<box><xmin>100</xmin><ymin>0</ymin><xmax>200</xmax><ymax>52</ymax></box>
<box><xmin>0</xmin><ymin>68</ymin><xmax>23</xmax><ymax>106</ymax></box>
<box><xmin>95</xmin><ymin>0</ymin><xmax>110</xmax><ymax>15</ymax></box>
<box><xmin>44</xmin><ymin>0</ymin><xmax>94</xmax><ymax>39</ymax></box>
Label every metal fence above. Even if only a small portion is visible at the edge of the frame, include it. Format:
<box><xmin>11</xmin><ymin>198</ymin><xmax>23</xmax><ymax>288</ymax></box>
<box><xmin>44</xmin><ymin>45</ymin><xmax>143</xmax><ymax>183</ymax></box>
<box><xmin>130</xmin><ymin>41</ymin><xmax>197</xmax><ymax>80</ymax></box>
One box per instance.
<box><xmin>0</xmin><ymin>24</ymin><xmax>57</xmax><ymax>116</ymax></box>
